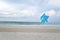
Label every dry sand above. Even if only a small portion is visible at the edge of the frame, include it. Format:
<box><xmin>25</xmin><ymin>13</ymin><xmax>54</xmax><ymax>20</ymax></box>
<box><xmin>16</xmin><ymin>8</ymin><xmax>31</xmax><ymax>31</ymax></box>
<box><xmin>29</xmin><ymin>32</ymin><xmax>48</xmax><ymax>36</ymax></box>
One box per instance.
<box><xmin>0</xmin><ymin>25</ymin><xmax>60</xmax><ymax>40</ymax></box>
<box><xmin>0</xmin><ymin>32</ymin><xmax>60</xmax><ymax>40</ymax></box>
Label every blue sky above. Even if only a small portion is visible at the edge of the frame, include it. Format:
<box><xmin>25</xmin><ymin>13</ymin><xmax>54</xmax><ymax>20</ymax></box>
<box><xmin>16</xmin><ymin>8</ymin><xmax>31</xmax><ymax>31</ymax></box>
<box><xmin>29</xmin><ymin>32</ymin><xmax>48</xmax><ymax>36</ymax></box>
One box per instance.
<box><xmin>0</xmin><ymin>0</ymin><xmax>60</xmax><ymax>23</ymax></box>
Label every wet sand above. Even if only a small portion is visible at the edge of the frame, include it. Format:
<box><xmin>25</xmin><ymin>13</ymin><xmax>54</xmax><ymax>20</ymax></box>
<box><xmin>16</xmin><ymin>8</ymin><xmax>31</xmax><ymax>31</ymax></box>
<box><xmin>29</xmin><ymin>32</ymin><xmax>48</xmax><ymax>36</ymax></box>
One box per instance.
<box><xmin>0</xmin><ymin>25</ymin><xmax>60</xmax><ymax>33</ymax></box>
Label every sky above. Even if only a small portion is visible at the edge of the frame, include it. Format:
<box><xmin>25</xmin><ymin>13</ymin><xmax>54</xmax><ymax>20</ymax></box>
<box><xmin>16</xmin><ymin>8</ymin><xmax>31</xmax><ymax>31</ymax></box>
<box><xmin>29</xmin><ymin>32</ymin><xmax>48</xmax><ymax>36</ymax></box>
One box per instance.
<box><xmin>0</xmin><ymin>0</ymin><xmax>60</xmax><ymax>23</ymax></box>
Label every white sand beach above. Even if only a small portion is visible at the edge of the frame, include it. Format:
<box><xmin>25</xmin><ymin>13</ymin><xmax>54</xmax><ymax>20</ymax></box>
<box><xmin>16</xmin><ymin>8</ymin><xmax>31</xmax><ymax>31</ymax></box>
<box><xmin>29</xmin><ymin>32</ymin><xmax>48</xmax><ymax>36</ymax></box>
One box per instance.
<box><xmin>0</xmin><ymin>32</ymin><xmax>60</xmax><ymax>40</ymax></box>
<box><xmin>0</xmin><ymin>25</ymin><xmax>60</xmax><ymax>40</ymax></box>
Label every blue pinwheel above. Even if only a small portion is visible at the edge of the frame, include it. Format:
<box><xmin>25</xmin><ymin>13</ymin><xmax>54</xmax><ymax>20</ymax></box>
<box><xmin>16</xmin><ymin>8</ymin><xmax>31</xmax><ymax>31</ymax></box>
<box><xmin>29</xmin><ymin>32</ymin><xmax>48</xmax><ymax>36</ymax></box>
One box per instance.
<box><xmin>40</xmin><ymin>13</ymin><xmax>49</xmax><ymax>24</ymax></box>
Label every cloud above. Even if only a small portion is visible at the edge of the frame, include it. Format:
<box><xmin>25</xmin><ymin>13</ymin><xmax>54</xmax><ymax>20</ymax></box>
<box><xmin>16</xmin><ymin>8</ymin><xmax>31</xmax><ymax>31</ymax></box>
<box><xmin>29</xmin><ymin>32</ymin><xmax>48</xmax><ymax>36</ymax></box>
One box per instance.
<box><xmin>0</xmin><ymin>1</ymin><xmax>17</xmax><ymax>17</ymax></box>
<box><xmin>20</xmin><ymin>5</ymin><xmax>37</xmax><ymax>16</ymax></box>
<box><xmin>0</xmin><ymin>0</ymin><xmax>60</xmax><ymax>22</ymax></box>
<box><xmin>45</xmin><ymin>10</ymin><xmax>56</xmax><ymax>16</ymax></box>
<box><xmin>48</xmin><ymin>0</ymin><xmax>60</xmax><ymax>7</ymax></box>
<box><xmin>0</xmin><ymin>0</ymin><xmax>37</xmax><ymax>17</ymax></box>
<box><xmin>0</xmin><ymin>1</ymin><xmax>15</xmax><ymax>11</ymax></box>
<box><xmin>56</xmin><ymin>11</ymin><xmax>60</xmax><ymax>17</ymax></box>
<box><xmin>1</xmin><ymin>0</ymin><xmax>59</xmax><ymax>17</ymax></box>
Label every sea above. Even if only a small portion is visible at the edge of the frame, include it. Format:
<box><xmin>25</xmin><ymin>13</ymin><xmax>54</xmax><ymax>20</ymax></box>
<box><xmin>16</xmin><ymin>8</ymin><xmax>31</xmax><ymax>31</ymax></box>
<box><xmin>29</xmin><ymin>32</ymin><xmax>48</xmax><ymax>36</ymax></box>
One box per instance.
<box><xmin>0</xmin><ymin>21</ymin><xmax>60</xmax><ymax>29</ymax></box>
<box><xmin>0</xmin><ymin>21</ymin><xmax>60</xmax><ymax>26</ymax></box>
